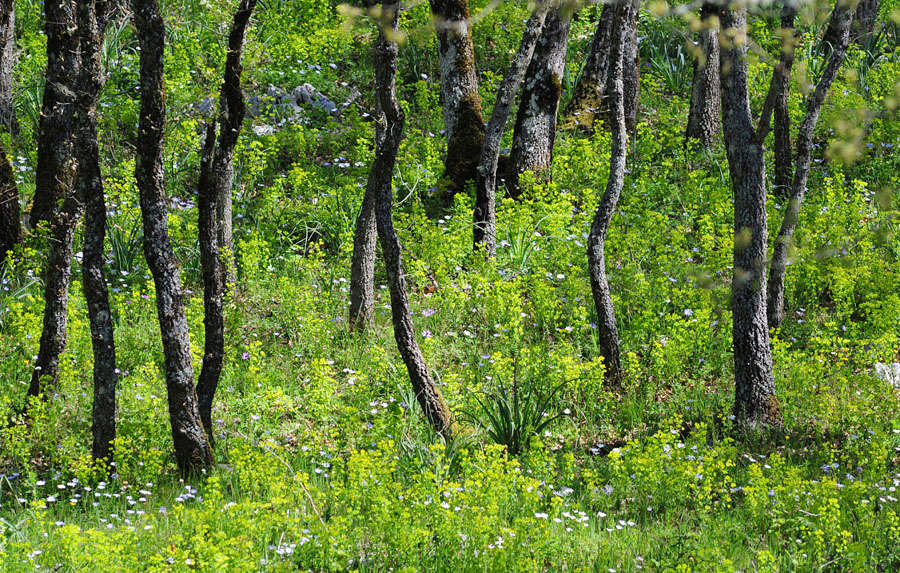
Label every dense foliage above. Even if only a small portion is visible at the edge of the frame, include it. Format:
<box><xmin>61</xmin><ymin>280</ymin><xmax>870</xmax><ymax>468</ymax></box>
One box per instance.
<box><xmin>0</xmin><ymin>0</ymin><xmax>898</xmax><ymax>569</ymax></box>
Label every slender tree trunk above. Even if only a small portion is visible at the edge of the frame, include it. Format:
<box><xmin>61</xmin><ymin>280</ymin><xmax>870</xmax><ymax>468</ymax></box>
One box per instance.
<box><xmin>767</xmin><ymin>2</ymin><xmax>853</xmax><ymax>330</ymax></box>
<box><xmin>197</xmin><ymin>124</ymin><xmax>223</xmax><ymax>442</ymax></box>
<box><xmin>756</xmin><ymin>6</ymin><xmax>797</xmax><ymax>200</ymax></box>
<box><xmin>719</xmin><ymin>7</ymin><xmax>780</xmax><ymax>429</ymax></box>
<box><xmin>133</xmin><ymin>0</ymin><xmax>213</xmax><ymax>474</ymax></box>
<box><xmin>348</xmin><ymin>97</ymin><xmax>385</xmax><ymax>330</ymax></box>
<box><xmin>0</xmin><ymin>138</ymin><xmax>19</xmax><ymax>261</ymax></box>
<box><xmin>0</xmin><ymin>0</ymin><xmax>17</xmax><ymax>136</ymax></box>
<box><xmin>30</xmin><ymin>0</ymin><xmax>80</xmax><ymax>229</ymax></box>
<box><xmin>506</xmin><ymin>4</ymin><xmax>572</xmax><ymax>195</ymax></box>
<box><xmin>0</xmin><ymin>0</ymin><xmax>19</xmax><ymax>260</ymax></box>
<box><xmin>587</xmin><ymin>0</ymin><xmax>631</xmax><ymax>388</ymax></box>
<box><xmin>562</xmin><ymin>5</ymin><xmax>612</xmax><ymax>129</ymax></box>
<box><xmin>851</xmin><ymin>0</ymin><xmax>879</xmax><ymax>45</ymax></box>
<box><xmin>27</xmin><ymin>190</ymin><xmax>82</xmax><ymax>399</ymax></box>
<box><xmin>197</xmin><ymin>0</ymin><xmax>257</xmax><ymax>441</ymax></box>
<box><xmin>473</xmin><ymin>1</ymin><xmax>551</xmax><ymax>255</ymax></box>
<box><xmin>685</xmin><ymin>4</ymin><xmax>721</xmax><ymax>147</ymax></box>
<box><xmin>75</xmin><ymin>0</ymin><xmax>118</xmax><ymax>465</ymax></box>
<box><xmin>430</xmin><ymin>0</ymin><xmax>485</xmax><ymax>192</ymax></box>
<box><xmin>621</xmin><ymin>1</ymin><xmax>640</xmax><ymax>133</ymax></box>
<box><xmin>216</xmin><ymin>171</ymin><xmax>236</xmax><ymax>287</ymax></box>
<box><xmin>372</xmin><ymin>2</ymin><xmax>454</xmax><ymax>438</ymax></box>
<box><xmin>823</xmin><ymin>0</ymin><xmax>872</xmax><ymax>49</ymax></box>
<box><xmin>26</xmin><ymin>0</ymin><xmax>81</xmax><ymax>401</ymax></box>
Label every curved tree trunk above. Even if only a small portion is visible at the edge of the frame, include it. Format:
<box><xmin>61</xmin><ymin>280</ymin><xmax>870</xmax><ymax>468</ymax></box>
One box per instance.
<box><xmin>30</xmin><ymin>0</ymin><xmax>80</xmax><ymax>229</ymax></box>
<box><xmin>562</xmin><ymin>5</ymin><xmax>612</xmax><ymax>130</ymax></box>
<box><xmin>0</xmin><ymin>139</ymin><xmax>19</xmax><ymax>262</ymax></box>
<box><xmin>473</xmin><ymin>0</ymin><xmax>551</xmax><ymax>256</ymax></box>
<box><xmin>373</xmin><ymin>2</ymin><xmax>454</xmax><ymax>438</ymax></box>
<box><xmin>767</xmin><ymin>2</ymin><xmax>853</xmax><ymax>330</ymax></box>
<box><xmin>685</xmin><ymin>3</ymin><xmax>721</xmax><ymax>147</ymax></box>
<box><xmin>75</xmin><ymin>0</ymin><xmax>118</xmax><ymax>466</ymax></box>
<box><xmin>587</xmin><ymin>0</ymin><xmax>632</xmax><ymax>388</ymax></box>
<box><xmin>719</xmin><ymin>7</ymin><xmax>780</xmax><ymax>429</ymax></box>
<box><xmin>506</xmin><ymin>4</ymin><xmax>572</xmax><ymax>196</ymax></box>
<box><xmin>430</xmin><ymin>0</ymin><xmax>485</xmax><ymax>192</ymax></box>
<box><xmin>197</xmin><ymin>0</ymin><xmax>257</xmax><ymax>441</ymax></box>
<box><xmin>756</xmin><ymin>6</ymin><xmax>797</xmax><ymax>200</ymax></box>
<box><xmin>134</xmin><ymin>0</ymin><xmax>214</xmax><ymax>474</ymax></box>
<box><xmin>0</xmin><ymin>0</ymin><xmax>17</xmax><ymax>136</ymax></box>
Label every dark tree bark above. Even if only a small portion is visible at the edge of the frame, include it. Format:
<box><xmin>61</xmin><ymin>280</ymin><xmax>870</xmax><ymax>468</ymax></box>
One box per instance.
<box><xmin>133</xmin><ymin>0</ymin><xmax>214</xmax><ymax>474</ymax></box>
<box><xmin>197</xmin><ymin>0</ymin><xmax>257</xmax><ymax>441</ymax></box>
<box><xmin>0</xmin><ymin>138</ymin><xmax>19</xmax><ymax>262</ymax></box>
<box><xmin>26</xmin><ymin>0</ymin><xmax>81</xmax><ymax>401</ymax></box>
<box><xmin>767</xmin><ymin>2</ymin><xmax>853</xmax><ymax>330</ymax></box>
<box><xmin>372</xmin><ymin>2</ymin><xmax>454</xmax><ymax>438</ymax></box>
<box><xmin>719</xmin><ymin>7</ymin><xmax>780</xmax><ymax>429</ymax></box>
<box><xmin>506</xmin><ymin>4</ymin><xmax>573</xmax><ymax>195</ymax></box>
<box><xmin>823</xmin><ymin>0</ymin><xmax>874</xmax><ymax>49</ymax></box>
<box><xmin>0</xmin><ymin>0</ymin><xmax>17</xmax><ymax>136</ymax></box>
<box><xmin>587</xmin><ymin>0</ymin><xmax>632</xmax><ymax>388</ymax></box>
<box><xmin>30</xmin><ymin>0</ymin><xmax>80</xmax><ymax>229</ymax></box>
<box><xmin>75</xmin><ymin>0</ymin><xmax>118</xmax><ymax>465</ymax></box>
<box><xmin>473</xmin><ymin>1</ymin><xmax>551</xmax><ymax>255</ymax></box>
<box><xmin>850</xmin><ymin>0</ymin><xmax>879</xmax><ymax>45</ymax></box>
<box><xmin>685</xmin><ymin>3</ymin><xmax>721</xmax><ymax>147</ymax></box>
<box><xmin>756</xmin><ymin>6</ymin><xmax>797</xmax><ymax>200</ymax></box>
<box><xmin>621</xmin><ymin>1</ymin><xmax>640</xmax><ymax>133</ymax></box>
<box><xmin>27</xmin><ymin>187</ymin><xmax>82</xmax><ymax>400</ymax></box>
<box><xmin>430</xmin><ymin>0</ymin><xmax>485</xmax><ymax>192</ymax></box>
<box><xmin>562</xmin><ymin>4</ymin><xmax>612</xmax><ymax>129</ymax></box>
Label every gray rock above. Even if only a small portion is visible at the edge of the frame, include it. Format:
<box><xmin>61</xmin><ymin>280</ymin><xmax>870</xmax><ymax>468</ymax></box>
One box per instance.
<box><xmin>291</xmin><ymin>83</ymin><xmax>338</xmax><ymax>116</ymax></box>
<box><xmin>252</xmin><ymin>125</ymin><xmax>276</xmax><ymax>137</ymax></box>
<box><xmin>874</xmin><ymin>362</ymin><xmax>900</xmax><ymax>390</ymax></box>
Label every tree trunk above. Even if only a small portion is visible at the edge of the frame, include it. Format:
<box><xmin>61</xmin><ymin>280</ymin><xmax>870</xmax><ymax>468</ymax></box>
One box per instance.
<box><xmin>587</xmin><ymin>0</ymin><xmax>631</xmax><ymax>388</ymax></box>
<box><xmin>756</xmin><ymin>6</ymin><xmax>797</xmax><ymax>200</ymax></box>
<box><xmin>372</xmin><ymin>2</ymin><xmax>454</xmax><ymax>438</ymax></box>
<box><xmin>823</xmin><ymin>0</ymin><xmax>873</xmax><ymax>49</ymax></box>
<box><xmin>75</xmin><ymin>0</ymin><xmax>118</xmax><ymax>465</ymax></box>
<box><xmin>621</xmin><ymin>1</ymin><xmax>640</xmax><ymax>133</ymax></box>
<box><xmin>767</xmin><ymin>2</ymin><xmax>853</xmax><ymax>330</ymax></box>
<box><xmin>685</xmin><ymin>3</ymin><xmax>721</xmax><ymax>147</ymax></box>
<box><xmin>30</xmin><ymin>0</ymin><xmax>80</xmax><ymax>229</ymax></box>
<box><xmin>216</xmin><ymin>170</ymin><xmax>236</xmax><ymax>287</ymax></box>
<box><xmin>0</xmin><ymin>0</ymin><xmax>19</xmax><ymax>260</ymax></box>
<box><xmin>0</xmin><ymin>138</ymin><xmax>20</xmax><ymax>262</ymax></box>
<box><xmin>506</xmin><ymin>4</ymin><xmax>572</xmax><ymax>195</ymax></box>
<box><xmin>348</xmin><ymin>97</ymin><xmax>385</xmax><ymax>330</ymax></box>
<box><xmin>27</xmin><ymin>189</ymin><xmax>82</xmax><ymax>400</ymax></box>
<box><xmin>561</xmin><ymin>4</ymin><xmax>612</xmax><ymax>129</ymax></box>
<box><xmin>473</xmin><ymin>0</ymin><xmax>550</xmax><ymax>256</ymax></box>
<box><xmin>26</xmin><ymin>0</ymin><xmax>81</xmax><ymax>401</ymax></box>
<box><xmin>197</xmin><ymin>0</ymin><xmax>257</xmax><ymax>441</ymax></box>
<box><xmin>851</xmin><ymin>0</ymin><xmax>879</xmax><ymax>45</ymax></box>
<box><xmin>133</xmin><ymin>0</ymin><xmax>214</xmax><ymax>474</ymax></box>
<box><xmin>430</xmin><ymin>0</ymin><xmax>485</xmax><ymax>192</ymax></box>
<box><xmin>0</xmin><ymin>0</ymin><xmax>17</xmax><ymax>136</ymax></box>
<box><xmin>719</xmin><ymin>7</ymin><xmax>780</xmax><ymax>429</ymax></box>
